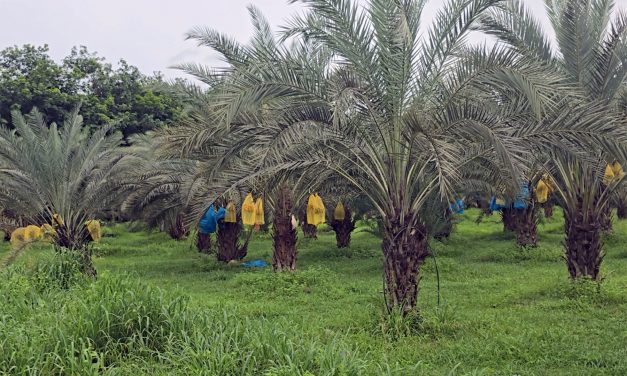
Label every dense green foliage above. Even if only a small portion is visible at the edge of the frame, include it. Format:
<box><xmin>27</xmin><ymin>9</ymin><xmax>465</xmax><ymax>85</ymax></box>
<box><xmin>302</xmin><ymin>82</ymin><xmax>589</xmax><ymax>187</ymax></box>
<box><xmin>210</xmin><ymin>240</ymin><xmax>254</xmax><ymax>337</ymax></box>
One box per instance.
<box><xmin>0</xmin><ymin>45</ymin><xmax>184</xmax><ymax>138</ymax></box>
<box><xmin>1</xmin><ymin>209</ymin><xmax>626</xmax><ymax>375</ymax></box>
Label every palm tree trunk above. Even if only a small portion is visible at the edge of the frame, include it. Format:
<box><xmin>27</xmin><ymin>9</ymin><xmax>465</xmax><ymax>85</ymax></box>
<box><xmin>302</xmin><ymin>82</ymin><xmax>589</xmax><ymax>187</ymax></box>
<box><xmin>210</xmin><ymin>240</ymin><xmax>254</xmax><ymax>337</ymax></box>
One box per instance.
<box><xmin>196</xmin><ymin>232</ymin><xmax>212</xmax><ymax>254</ymax></box>
<box><xmin>564</xmin><ymin>197</ymin><xmax>604</xmax><ymax>280</ymax></box>
<box><xmin>617</xmin><ymin>196</ymin><xmax>627</xmax><ymax>219</ymax></box>
<box><xmin>382</xmin><ymin>212</ymin><xmax>429</xmax><ymax>314</ymax></box>
<box><xmin>514</xmin><ymin>204</ymin><xmax>538</xmax><ymax>247</ymax></box>
<box><xmin>543</xmin><ymin>201</ymin><xmax>554</xmax><ymax>218</ymax></box>
<box><xmin>501</xmin><ymin>207</ymin><xmax>517</xmax><ymax>232</ymax></box>
<box><xmin>330</xmin><ymin>207</ymin><xmax>355</xmax><ymax>248</ymax></box>
<box><xmin>478</xmin><ymin>198</ymin><xmax>493</xmax><ymax>216</ymax></box>
<box><xmin>515</xmin><ymin>185</ymin><xmax>538</xmax><ymax>247</ymax></box>
<box><xmin>599</xmin><ymin>203</ymin><xmax>613</xmax><ymax>234</ymax></box>
<box><xmin>273</xmin><ymin>186</ymin><xmax>297</xmax><ymax>271</ymax></box>
<box><xmin>167</xmin><ymin>214</ymin><xmax>189</xmax><ymax>240</ymax></box>
<box><xmin>217</xmin><ymin>221</ymin><xmax>247</xmax><ymax>262</ymax></box>
<box><xmin>300</xmin><ymin>212</ymin><xmax>317</xmax><ymax>239</ymax></box>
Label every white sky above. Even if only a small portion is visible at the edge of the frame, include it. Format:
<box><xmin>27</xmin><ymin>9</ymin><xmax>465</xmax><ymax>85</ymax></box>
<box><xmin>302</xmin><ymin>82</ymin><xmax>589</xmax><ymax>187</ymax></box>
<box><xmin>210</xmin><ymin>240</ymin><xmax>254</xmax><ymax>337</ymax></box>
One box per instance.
<box><xmin>1</xmin><ymin>0</ymin><xmax>625</xmax><ymax>80</ymax></box>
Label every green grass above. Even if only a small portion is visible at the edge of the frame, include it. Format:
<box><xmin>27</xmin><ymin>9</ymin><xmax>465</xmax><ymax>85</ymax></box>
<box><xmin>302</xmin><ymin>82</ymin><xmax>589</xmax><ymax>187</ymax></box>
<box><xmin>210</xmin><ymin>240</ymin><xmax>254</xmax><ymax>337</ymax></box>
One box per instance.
<box><xmin>1</xmin><ymin>208</ymin><xmax>626</xmax><ymax>375</ymax></box>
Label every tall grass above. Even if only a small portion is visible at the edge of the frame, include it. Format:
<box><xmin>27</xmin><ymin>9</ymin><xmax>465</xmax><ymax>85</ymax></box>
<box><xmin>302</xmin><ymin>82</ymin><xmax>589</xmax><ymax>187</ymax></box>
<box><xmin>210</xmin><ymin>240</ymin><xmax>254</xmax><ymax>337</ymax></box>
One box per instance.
<box><xmin>0</xmin><ymin>253</ymin><xmax>371</xmax><ymax>375</ymax></box>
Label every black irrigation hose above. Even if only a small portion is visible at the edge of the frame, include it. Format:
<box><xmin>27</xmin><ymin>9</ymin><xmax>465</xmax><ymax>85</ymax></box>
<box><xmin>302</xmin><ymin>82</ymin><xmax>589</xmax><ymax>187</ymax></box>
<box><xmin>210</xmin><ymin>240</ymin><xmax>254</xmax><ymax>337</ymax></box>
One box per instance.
<box><xmin>382</xmin><ymin>268</ymin><xmax>390</xmax><ymax>315</ymax></box>
<box><xmin>428</xmin><ymin>243</ymin><xmax>442</xmax><ymax>307</ymax></box>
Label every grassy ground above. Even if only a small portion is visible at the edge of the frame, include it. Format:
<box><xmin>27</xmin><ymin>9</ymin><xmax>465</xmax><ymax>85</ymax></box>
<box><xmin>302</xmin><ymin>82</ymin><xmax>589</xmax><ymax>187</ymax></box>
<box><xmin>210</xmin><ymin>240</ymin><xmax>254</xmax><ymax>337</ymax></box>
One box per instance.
<box><xmin>2</xmin><ymin>208</ymin><xmax>627</xmax><ymax>375</ymax></box>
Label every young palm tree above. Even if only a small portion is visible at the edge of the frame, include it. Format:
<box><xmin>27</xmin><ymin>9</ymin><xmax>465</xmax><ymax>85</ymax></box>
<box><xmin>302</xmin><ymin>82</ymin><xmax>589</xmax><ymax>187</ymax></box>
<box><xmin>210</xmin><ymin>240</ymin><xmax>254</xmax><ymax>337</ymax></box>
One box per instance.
<box><xmin>176</xmin><ymin>1</ymin><xmax>585</xmax><ymax>312</ymax></box>
<box><xmin>291</xmin><ymin>170</ymin><xmax>360</xmax><ymax>247</ymax></box>
<box><xmin>0</xmin><ymin>109</ymin><xmax>127</xmax><ymax>276</ymax></box>
<box><xmin>501</xmin><ymin>206</ymin><xmax>518</xmax><ymax>232</ymax></box>
<box><xmin>167</xmin><ymin>213</ymin><xmax>191</xmax><ymax>240</ymax></box>
<box><xmin>480</xmin><ymin>0</ymin><xmax>627</xmax><ymax>279</ymax></box>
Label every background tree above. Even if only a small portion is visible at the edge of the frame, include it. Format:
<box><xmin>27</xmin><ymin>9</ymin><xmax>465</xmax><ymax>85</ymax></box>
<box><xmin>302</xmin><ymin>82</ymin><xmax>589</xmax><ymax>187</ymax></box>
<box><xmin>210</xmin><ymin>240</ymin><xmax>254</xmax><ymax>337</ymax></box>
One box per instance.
<box><xmin>0</xmin><ymin>45</ymin><xmax>76</xmax><ymax>125</ymax></box>
<box><xmin>0</xmin><ymin>45</ymin><xmax>184</xmax><ymax>138</ymax></box>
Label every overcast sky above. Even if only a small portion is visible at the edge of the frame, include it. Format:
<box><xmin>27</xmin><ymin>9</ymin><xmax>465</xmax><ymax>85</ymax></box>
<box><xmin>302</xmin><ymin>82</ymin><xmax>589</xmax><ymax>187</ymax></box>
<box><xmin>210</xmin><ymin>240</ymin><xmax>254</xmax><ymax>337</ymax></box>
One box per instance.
<box><xmin>1</xmin><ymin>0</ymin><xmax>624</xmax><ymax>80</ymax></box>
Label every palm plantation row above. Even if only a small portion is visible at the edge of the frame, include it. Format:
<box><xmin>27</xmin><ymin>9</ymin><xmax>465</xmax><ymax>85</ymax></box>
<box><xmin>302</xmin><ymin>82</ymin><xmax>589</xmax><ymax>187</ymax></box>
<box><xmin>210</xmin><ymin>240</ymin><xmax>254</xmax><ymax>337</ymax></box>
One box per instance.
<box><xmin>1</xmin><ymin>0</ymin><xmax>626</xmax><ymax>315</ymax></box>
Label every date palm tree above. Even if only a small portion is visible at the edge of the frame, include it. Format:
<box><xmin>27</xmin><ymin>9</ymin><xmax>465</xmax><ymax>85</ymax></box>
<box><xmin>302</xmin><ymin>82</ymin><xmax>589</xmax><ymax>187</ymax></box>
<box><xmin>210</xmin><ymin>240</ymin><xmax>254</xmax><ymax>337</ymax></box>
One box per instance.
<box><xmin>118</xmin><ymin>135</ymin><xmax>202</xmax><ymax>240</ymax></box>
<box><xmin>479</xmin><ymin>0</ymin><xmax>627</xmax><ymax>279</ymax></box>
<box><xmin>174</xmin><ymin>0</ymin><xmax>605</xmax><ymax>312</ymax></box>
<box><xmin>0</xmin><ymin>109</ymin><xmax>128</xmax><ymax>276</ymax></box>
